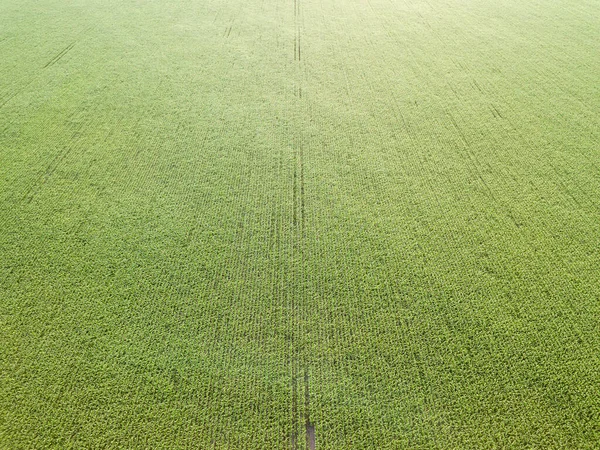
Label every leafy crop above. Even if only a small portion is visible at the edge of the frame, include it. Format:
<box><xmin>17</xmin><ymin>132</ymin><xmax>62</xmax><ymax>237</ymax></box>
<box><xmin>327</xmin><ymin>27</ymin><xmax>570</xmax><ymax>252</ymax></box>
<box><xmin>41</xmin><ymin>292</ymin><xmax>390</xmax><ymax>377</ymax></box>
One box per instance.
<box><xmin>1</xmin><ymin>0</ymin><xmax>599</xmax><ymax>447</ymax></box>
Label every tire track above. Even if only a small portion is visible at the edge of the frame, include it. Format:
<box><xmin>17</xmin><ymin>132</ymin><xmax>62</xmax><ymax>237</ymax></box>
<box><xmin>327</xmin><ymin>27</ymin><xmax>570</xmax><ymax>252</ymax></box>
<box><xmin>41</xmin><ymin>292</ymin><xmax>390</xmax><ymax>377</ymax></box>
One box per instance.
<box><xmin>0</xmin><ymin>79</ymin><xmax>36</xmax><ymax>113</ymax></box>
<box><xmin>290</xmin><ymin>0</ymin><xmax>313</xmax><ymax>445</ymax></box>
<box><xmin>42</xmin><ymin>25</ymin><xmax>92</xmax><ymax>70</ymax></box>
<box><xmin>43</xmin><ymin>41</ymin><xmax>77</xmax><ymax>69</ymax></box>
<box><xmin>21</xmin><ymin>147</ymin><xmax>73</xmax><ymax>204</ymax></box>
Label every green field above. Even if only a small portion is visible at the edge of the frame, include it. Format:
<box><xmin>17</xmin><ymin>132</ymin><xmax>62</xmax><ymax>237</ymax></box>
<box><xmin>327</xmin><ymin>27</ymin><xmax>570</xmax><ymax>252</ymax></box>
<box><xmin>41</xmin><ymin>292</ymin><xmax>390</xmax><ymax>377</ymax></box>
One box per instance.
<box><xmin>1</xmin><ymin>0</ymin><xmax>600</xmax><ymax>447</ymax></box>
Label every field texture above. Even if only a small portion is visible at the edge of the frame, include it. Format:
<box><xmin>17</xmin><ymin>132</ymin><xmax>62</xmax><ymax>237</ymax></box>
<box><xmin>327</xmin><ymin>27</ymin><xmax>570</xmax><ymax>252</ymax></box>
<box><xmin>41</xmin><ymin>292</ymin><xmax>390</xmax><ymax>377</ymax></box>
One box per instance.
<box><xmin>1</xmin><ymin>0</ymin><xmax>600</xmax><ymax>447</ymax></box>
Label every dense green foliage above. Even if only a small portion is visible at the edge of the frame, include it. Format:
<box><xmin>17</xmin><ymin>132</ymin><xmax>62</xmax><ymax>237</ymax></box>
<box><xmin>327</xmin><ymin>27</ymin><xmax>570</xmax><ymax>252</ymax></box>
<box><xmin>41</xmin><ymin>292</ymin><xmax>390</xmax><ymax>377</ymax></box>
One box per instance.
<box><xmin>1</xmin><ymin>0</ymin><xmax>599</xmax><ymax>447</ymax></box>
